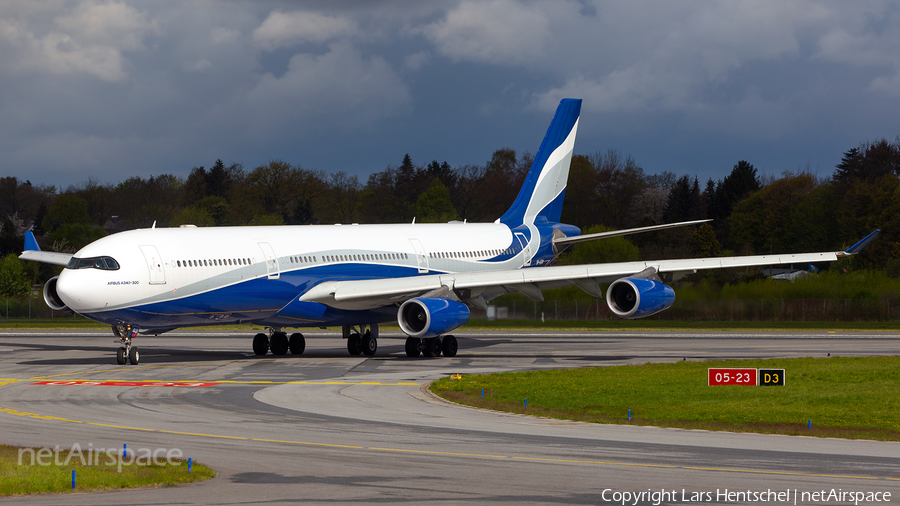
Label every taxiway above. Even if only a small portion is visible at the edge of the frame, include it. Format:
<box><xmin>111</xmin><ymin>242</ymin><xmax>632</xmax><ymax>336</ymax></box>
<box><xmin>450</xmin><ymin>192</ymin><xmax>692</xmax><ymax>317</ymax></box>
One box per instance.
<box><xmin>0</xmin><ymin>330</ymin><xmax>898</xmax><ymax>504</ymax></box>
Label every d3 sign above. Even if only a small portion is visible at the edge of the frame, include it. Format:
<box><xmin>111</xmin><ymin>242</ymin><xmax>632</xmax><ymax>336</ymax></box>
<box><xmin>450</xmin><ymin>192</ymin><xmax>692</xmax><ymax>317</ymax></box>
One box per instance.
<box><xmin>759</xmin><ymin>369</ymin><xmax>785</xmax><ymax>386</ymax></box>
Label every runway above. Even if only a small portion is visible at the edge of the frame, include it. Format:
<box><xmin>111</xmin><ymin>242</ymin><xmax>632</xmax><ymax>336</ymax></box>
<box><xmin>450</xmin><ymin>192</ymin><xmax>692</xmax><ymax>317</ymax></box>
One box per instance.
<box><xmin>0</xmin><ymin>330</ymin><xmax>898</xmax><ymax>504</ymax></box>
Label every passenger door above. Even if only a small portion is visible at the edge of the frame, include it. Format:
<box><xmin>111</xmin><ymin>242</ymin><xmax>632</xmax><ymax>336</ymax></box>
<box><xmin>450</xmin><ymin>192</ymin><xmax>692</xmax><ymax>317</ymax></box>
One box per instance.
<box><xmin>409</xmin><ymin>238</ymin><xmax>428</xmax><ymax>273</ymax></box>
<box><xmin>139</xmin><ymin>245</ymin><xmax>166</xmax><ymax>285</ymax></box>
<box><xmin>514</xmin><ymin>233</ymin><xmax>530</xmax><ymax>267</ymax></box>
<box><xmin>258</xmin><ymin>242</ymin><xmax>279</xmax><ymax>280</ymax></box>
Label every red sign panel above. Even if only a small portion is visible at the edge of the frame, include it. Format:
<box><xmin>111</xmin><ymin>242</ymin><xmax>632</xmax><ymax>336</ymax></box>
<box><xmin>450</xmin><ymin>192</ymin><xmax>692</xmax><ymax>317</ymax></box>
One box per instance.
<box><xmin>32</xmin><ymin>381</ymin><xmax>219</xmax><ymax>387</ymax></box>
<box><xmin>708</xmin><ymin>368</ymin><xmax>757</xmax><ymax>386</ymax></box>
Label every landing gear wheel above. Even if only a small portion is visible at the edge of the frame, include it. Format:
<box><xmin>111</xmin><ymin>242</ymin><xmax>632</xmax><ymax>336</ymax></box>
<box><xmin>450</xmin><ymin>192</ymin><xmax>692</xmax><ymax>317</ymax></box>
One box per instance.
<box><xmin>423</xmin><ymin>337</ymin><xmax>442</xmax><ymax>357</ymax></box>
<box><xmin>347</xmin><ymin>332</ymin><xmax>362</xmax><ymax>356</ymax></box>
<box><xmin>252</xmin><ymin>333</ymin><xmax>269</xmax><ymax>356</ymax></box>
<box><xmin>116</xmin><ymin>347</ymin><xmax>127</xmax><ymax>365</ymax></box>
<box><xmin>405</xmin><ymin>337</ymin><xmax>421</xmax><ymax>357</ymax></box>
<box><xmin>129</xmin><ymin>347</ymin><xmax>140</xmax><ymax>365</ymax></box>
<box><xmin>441</xmin><ymin>335</ymin><xmax>458</xmax><ymax>357</ymax></box>
<box><xmin>289</xmin><ymin>333</ymin><xmax>305</xmax><ymax>355</ymax></box>
<box><xmin>270</xmin><ymin>332</ymin><xmax>289</xmax><ymax>355</ymax></box>
<box><xmin>361</xmin><ymin>330</ymin><xmax>377</xmax><ymax>356</ymax></box>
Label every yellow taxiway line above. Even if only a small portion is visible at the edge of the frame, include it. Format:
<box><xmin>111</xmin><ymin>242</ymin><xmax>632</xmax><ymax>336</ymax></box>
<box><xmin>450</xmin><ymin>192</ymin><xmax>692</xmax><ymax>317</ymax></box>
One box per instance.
<box><xmin>0</xmin><ymin>402</ymin><xmax>893</xmax><ymax>482</ymax></box>
<box><xmin>24</xmin><ymin>378</ymin><xmax>418</xmax><ymax>386</ymax></box>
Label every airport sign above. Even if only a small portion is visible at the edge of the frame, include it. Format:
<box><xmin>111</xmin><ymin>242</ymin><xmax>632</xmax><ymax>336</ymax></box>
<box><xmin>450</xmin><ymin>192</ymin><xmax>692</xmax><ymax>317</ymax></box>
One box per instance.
<box><xmin>759</xmin><ymin>369</ymin><xmax>786</xmax><ymax>386</ymax></box>
<box><xmin>708</xmin><ymin>368</ymin><xmax>758</xmax><ymax>386</ymax></box>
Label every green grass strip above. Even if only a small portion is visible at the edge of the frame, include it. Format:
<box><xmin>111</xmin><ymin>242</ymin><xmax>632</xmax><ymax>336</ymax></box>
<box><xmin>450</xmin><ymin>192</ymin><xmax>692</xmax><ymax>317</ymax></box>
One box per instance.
<box><xmin>0</xmin><ymin>319</ymin><xmax>109</xmax><ymax>330</ymax></box>
<box><xmin>0</xmin><ymin>445</ymin><xmax>214</xmax><ymax>495</ymax></box>
<box><xmin>431</xmin><ymin>356</ymin><xmax>900</xmax><ymax>440</ymax></box>
<box><xmin>462</xmin><ymin>319</ymin><xmax>900</xmax><ymax>331</ymax></box>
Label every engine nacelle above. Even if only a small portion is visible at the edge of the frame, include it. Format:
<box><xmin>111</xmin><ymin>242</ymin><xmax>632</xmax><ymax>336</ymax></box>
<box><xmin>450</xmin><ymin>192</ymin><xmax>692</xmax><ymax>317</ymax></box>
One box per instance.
<box><xmin>43</xmin><ymin>276</ymin><xmax>68</xmax><ymax>311</ymax></box>
<box><xmin>606</xmin><ymin>277</ymin><xmax>675</xmax><ymax>319</ymax></box>
<box><xmin>398</xmin><ymin>297</ymin><xmax>470</xmax><ymax>338</ymax></box>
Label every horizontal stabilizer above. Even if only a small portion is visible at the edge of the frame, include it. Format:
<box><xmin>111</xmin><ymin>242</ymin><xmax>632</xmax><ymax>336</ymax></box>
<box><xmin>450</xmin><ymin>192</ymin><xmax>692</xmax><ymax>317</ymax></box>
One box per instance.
<box><xmin>19</xmin><ymin>232</ymin><xmax>73</xmax><ymax>265</ymax></box>
<box><xmin>19</xmin><ymin>250</ymin><xmax>73</xmax><ymax>266</ymax></box>
<box><xmin>553</xmin><ymin>219</ymin><xmax>712</xmax><ymax>246</ymax></box>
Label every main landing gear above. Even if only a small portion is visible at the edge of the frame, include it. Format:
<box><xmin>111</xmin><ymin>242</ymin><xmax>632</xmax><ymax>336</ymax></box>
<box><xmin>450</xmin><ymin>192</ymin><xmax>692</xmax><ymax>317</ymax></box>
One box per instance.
<box><xmin>112</xmin><ymin>324</ymin><xmax>140</xmax><ymax>365</ymax></box>
<box><xmin>405</xmin><ymin>335</ymin><xmax>457</xmax><ymax>358</ymax></box>
<box><xmin>249</xmin><ymin>324</ymin><xmax>460</xmax><ymax>358</ymax></box>
<box><xmin>253</xmin><ymin>329</ymin><xmax>306</xmax><ymax>356</ymax></box>
<box><xmin>343</xmin><ymin>324</ymin><xmax>378</xmax><ymax>357</ymax></box>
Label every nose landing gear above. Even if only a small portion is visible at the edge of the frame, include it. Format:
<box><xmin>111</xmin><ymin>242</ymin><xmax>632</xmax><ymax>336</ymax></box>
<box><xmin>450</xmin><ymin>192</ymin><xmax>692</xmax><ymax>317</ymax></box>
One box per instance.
<box><xmin>112</xmin><ymin>324</ymin><xmax>140</xmax><ymax>365</ymax></box>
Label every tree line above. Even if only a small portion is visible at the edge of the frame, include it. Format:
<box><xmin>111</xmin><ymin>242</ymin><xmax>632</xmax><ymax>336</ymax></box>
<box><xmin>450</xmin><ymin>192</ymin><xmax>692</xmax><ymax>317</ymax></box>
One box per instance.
<box><xmin>1</xmin><ymin>137</ymin><xmax>899</xmax><ymax>299</ymax></box>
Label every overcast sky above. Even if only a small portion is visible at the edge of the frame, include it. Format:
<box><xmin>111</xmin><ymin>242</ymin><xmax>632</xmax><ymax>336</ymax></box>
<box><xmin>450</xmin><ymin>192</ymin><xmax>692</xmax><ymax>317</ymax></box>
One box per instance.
<box><xmin>2</xmin><ymin>1</ymin><xmax>899</xmax><ymax>188</ymax></box>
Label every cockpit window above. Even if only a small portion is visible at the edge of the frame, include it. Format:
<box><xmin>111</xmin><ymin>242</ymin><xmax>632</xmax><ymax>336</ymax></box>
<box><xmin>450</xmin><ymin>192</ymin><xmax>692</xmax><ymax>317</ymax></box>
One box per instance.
<box><xmin>65</xmin><ymin>256</ymin><xmax>120</xmax><ymax>271</ymax></box>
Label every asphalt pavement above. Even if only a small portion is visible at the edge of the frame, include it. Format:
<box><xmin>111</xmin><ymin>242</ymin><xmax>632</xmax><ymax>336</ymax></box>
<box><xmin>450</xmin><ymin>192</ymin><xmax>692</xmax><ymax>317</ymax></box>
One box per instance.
<box><xmin>0</xmin><ymin>329</ymin><xmax>898</xmax><ymax>504</ymax></box>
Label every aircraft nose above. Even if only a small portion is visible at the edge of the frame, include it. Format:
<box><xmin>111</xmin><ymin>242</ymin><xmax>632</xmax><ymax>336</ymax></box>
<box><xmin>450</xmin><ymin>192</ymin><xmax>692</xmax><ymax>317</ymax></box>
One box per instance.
<box><xmin>55</xmin><ymin>271</ymin><xmax>80</xmax><ymax>308</ymax></box>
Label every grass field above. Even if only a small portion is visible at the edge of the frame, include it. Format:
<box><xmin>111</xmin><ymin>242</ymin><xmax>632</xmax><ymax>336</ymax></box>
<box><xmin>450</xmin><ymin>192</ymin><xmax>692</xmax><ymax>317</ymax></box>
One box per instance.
<box><xmin>463</xmin><ymin>318</ymin><xmax>900</xmax><ymax>331</ymax></box>
<box><xmin>0</xmin><ymin>445</ymin><xmax>214</xmax><ymax>495</ymax></box>
<box><xmin>430</xmin><ymin>356</ymin><xmax>900</xmax><ymax>440</ymax></box>
<box><xmin>0</xmin><ymin>319</ymin><xmax>265</xmax><ymax>331</ymax></box>
<box><xmin>0</xmin><ymin>319</ymin><xmax>108</xmax><ymax>330</ymax></box>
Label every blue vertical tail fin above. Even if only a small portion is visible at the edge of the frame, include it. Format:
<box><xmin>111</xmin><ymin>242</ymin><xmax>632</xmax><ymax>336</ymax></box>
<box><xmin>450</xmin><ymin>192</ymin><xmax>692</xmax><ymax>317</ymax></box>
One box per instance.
<box><xmin>24</xmin><ymin>230</ymin><xmax>41</xmax><ymax>251</ymax></box>
<box><xmin>499</xmin><ymin>98</ymin><xmax>581</xmax><ymax>227</ymax></box>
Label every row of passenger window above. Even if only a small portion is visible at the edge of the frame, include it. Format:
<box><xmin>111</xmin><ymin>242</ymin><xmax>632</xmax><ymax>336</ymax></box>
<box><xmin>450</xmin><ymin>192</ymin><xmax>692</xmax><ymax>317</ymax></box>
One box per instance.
<box><xmin>290</xmin><ymin>250</ymin><xmax>504</xmax><ymax>265</ymax></box>
<box><xmin>430</xmin><ymin>248</ymin><xmax>512</xmax><ymax>259</ymax></box>
<box><xmin>175</xmin><ymin>258</ymin><xmax>250</xmax><ymax>268</ymax></box>
<box><xmin>323</xmin><ymin>253</ymin><xmax>408</xmax><ymax>263</ymax></box>
<box><xmin>171</xmin><ymin>249</ymin><xmax>508</xmax><ymax>270</ymax></box>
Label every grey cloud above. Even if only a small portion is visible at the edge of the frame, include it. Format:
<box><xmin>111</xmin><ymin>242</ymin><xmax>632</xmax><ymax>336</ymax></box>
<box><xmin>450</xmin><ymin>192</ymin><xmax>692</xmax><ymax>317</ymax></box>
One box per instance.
<box><xmin>0</xmin><ymin>1</ymin><xmax>158</xmax><ymax>82</ymax></box>
<box><xmin>253</xmin><ymin>10</ymin><xmax>356</xmax><ymax>49</ymax></box>
<box><xmin>238</xmin><ymin>41</ymin><xmax>412</xmax><ymax>136</ymax></box>
<box><xmin>1</xmin><ymin>0</ymin><xmax>899</xmax><ymax>187</ymax></box>
<box><xmin>420</xmin><ymin>0</ymin><xmax>554</xmax><ymax>66</ymax></box>
<box><xmin>0</xmin><ymin>2</ymin><xmax>412</xmax><ymax>184</ymax></box>
<box><xmin>532</xmin><ymin>1</ymin><xmax>900</xmax><ymax>115</ymax></box>
<box><xmin>404</xmin><ymin>51</ymin><xmax>429</xmax><ymax>70</ymax></box>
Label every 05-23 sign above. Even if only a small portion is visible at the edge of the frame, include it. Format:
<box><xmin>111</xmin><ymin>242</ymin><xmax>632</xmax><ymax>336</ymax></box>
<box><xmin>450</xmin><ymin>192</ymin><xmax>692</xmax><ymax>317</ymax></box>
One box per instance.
<box><xmin>708</xmin><ymin>368</ymin><xmax>758</xmax><ymax>386</ymax></box>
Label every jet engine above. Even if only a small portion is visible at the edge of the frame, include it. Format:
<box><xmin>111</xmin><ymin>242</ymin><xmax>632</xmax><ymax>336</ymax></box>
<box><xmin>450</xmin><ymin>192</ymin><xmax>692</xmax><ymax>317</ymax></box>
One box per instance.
<box><xmin>398</xmin><ymin>297</ymin><xmax>470</xmax><ymax>338</ymax></box>
<box><xmin>43</xmin><ymin>276</ymin><xmax>68</xmax><ymax>311</ymax></box>
<box><xmin>606</xmin><ymin>277</ymin><xmax>675</xmax><ymax>319</ymax></box>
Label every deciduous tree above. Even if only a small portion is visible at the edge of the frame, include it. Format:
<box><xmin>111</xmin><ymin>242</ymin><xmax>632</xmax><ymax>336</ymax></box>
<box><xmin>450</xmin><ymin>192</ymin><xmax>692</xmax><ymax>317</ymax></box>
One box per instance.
<box><xmin>415</xmin><ymin>179</ymin><xmax>457</xmax><ymax>223</ymax></box>
<box><xmin>0</xmin><ymin>254</ymin><xmax>30</xmax><ymax>298</ymax></box>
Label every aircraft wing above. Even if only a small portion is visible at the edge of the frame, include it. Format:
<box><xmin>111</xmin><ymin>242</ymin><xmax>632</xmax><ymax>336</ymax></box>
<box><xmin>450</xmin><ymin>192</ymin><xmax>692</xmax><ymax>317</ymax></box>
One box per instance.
<box><xmin>552</xmin><ymin>219</ymin><xmax>711</xmax><ymax>246</ymax></box>
<box><xmin>301</xmin><ymin>230</ymin><xmax>879</xmax><ymax>310</ymax></box>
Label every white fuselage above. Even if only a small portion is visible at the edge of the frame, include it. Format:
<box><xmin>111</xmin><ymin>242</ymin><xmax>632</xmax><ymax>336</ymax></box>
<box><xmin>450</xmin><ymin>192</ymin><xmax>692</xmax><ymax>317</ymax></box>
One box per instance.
<box><xmin>55</xmin><ymin>222</ymin><xmax>535</xmax><ymax>329</ymax></box>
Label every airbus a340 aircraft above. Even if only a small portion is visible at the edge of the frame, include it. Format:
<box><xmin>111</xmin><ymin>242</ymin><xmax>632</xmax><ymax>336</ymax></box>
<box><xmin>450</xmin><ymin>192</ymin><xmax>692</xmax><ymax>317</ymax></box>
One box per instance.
<box><xmin>20</xmin><ymin>99</ymin><xmax>879</xmax><ymax>365</ymax></box>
